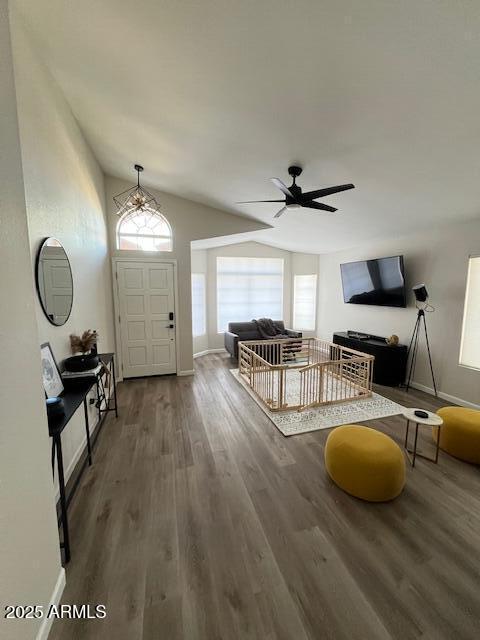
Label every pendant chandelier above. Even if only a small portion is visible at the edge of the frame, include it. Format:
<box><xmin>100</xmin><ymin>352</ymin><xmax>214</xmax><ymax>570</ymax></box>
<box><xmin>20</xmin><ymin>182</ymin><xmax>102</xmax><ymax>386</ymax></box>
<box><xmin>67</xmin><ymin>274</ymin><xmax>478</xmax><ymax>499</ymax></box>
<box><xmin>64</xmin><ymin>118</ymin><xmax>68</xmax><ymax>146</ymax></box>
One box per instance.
<box><xmin>113</xmin><ymin>164</ymin><xmax>160</xmax><ymax>217</ymax></box>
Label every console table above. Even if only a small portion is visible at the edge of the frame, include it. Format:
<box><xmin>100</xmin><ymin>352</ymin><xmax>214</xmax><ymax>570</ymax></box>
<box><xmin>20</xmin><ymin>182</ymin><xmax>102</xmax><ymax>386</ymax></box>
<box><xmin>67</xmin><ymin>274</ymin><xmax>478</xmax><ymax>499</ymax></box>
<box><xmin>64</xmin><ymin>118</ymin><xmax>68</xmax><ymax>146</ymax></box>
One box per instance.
<box><xmin>48</xmin><ymin>353</ymin><xmax>118</xmax><ymax>563</ymax></box>
<box><xmin>333</xmin><ymin>332</ymin><xmax>407</xmax><ymax>386</ymax></box>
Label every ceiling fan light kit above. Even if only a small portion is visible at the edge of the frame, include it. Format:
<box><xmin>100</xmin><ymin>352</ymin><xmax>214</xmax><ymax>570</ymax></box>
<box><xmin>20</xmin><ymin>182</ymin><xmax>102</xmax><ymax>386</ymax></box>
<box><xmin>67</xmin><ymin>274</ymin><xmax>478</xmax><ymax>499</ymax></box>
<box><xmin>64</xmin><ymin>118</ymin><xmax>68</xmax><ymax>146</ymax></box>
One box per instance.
<box><xmin>238</xmin><ymin>165</ymin><xmax>355</xmax><ymax>218</ymax></box>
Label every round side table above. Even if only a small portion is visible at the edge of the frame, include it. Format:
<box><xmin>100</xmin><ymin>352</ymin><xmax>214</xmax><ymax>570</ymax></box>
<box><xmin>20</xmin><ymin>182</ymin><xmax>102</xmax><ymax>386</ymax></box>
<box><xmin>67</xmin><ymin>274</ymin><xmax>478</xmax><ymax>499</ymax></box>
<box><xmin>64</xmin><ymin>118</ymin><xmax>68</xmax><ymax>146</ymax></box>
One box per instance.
<box><xmin>402</xmin><ymin>408</ymin><xmax>443</xmax><ymax>468</ymax></box>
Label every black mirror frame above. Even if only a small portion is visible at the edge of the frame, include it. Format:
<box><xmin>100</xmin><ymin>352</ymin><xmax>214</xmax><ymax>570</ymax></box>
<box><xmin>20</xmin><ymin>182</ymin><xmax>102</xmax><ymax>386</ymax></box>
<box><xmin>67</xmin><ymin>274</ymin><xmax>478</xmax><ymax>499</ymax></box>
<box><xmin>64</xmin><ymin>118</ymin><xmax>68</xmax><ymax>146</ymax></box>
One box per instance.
<box><xmin>35</xmin><ymin>237</ymin><xmax>74</xmax><ymax>326</ymax></box>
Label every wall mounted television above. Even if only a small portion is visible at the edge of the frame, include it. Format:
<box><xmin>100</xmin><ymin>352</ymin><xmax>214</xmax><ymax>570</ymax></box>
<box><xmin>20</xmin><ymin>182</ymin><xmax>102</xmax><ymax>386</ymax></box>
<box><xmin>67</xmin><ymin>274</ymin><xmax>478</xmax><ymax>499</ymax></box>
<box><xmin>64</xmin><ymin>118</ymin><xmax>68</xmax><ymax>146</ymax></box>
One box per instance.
<box><xmin>340</xmin><ymin>255</ymin><xmax>406</xmax><ymax>308</ymax></box>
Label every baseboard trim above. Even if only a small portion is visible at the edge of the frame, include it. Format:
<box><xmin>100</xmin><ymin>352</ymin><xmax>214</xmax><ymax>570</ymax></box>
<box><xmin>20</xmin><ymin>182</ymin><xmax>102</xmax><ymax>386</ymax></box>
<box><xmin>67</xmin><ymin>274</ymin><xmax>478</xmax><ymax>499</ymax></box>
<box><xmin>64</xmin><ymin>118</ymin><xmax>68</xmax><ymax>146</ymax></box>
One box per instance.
<box><xmin>35</xmin><ymin>568</ymin><xmax>66</xmax><ymax>640</ymax></box>
<box><xmin>178</xmin><ymin>370</ymin><xmax>195</xmax><ymax>376</ymax></box>
<box><xmin>409</xmin><ymin>381</ymin><xmax>480</xmax><ymax>410</ymax></box>
<box><xmin>193</xmin><ymin>348</ymin><xmax>226</xmax><ymax>358</ymax></box>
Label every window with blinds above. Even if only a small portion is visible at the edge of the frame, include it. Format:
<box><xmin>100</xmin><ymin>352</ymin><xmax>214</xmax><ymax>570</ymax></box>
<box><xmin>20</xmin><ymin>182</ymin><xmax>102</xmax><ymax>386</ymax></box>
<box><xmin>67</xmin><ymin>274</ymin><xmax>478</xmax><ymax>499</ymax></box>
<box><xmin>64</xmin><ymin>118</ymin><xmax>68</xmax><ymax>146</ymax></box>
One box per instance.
<box><xmin>459</xmin><ymin>256</ymin><xmax>480</xmax><ymax>369</ymax></box>
<box><xmin>293</xmin><ymin>274</ymin><xmax>317</xmax><ymax>331</ymax></box>
<box><xmin>191</xmin><ymin>273</ymin><xmax>206</xmax><ymax>337</ymax></box>
<box><xmin>217</xmin><ymin>257</ymin><xmax>284</xmax><ymax>332</ymax></box>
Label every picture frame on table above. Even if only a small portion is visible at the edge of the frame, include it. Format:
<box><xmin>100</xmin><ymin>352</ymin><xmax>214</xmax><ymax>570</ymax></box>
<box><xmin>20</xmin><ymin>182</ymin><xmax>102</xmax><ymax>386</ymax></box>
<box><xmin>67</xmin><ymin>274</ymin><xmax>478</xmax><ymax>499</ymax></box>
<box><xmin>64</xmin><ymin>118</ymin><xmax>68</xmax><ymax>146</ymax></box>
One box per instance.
<box><xmin>40</xmin><ymin>342</ymin><xmax>64</xmax><ymax>398</ymax></box>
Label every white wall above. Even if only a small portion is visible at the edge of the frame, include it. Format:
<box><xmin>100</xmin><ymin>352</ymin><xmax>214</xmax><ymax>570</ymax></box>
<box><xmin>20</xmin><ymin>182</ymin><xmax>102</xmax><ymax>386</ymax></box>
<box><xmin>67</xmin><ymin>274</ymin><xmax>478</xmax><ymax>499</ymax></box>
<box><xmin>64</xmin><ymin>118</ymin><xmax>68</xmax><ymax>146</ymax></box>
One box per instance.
<box><xmin>106</xmin><ymin>176</ymin><xmax>269</xmax><ymax>374</ymax></box>
<box><xmin>317</xmin><ymin>218</ymin><xmax>480</xmax><ymax>405</ymax></box>
<box><xmin>11</xmin><ymin>10</ymin><xmax>115</xmax><ymax>490</ymax></box>
<box><xmin>291</xmin><ymin>252</ymin><xmax>320</xmax><ymax>337</ymax></box>
<box><xmin>191</xmin><ymin>249</ymin><xmax>209</xmax><ymax>355</ymax></box>
<box><xmin>0</xmin><ymin>4</ymin><xmax>63</xmax><ymax>640</ymax></box>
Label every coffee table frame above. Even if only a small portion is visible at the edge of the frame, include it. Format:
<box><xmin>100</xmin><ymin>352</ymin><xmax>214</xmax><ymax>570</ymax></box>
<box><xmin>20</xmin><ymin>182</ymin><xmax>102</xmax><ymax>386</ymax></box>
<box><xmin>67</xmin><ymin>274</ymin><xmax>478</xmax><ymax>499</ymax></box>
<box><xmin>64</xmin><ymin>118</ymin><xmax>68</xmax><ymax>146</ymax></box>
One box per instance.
<box><xmin>404</xmin><ymin>411</ymin><xmax>442</xmax><ymax>467</ymax></box>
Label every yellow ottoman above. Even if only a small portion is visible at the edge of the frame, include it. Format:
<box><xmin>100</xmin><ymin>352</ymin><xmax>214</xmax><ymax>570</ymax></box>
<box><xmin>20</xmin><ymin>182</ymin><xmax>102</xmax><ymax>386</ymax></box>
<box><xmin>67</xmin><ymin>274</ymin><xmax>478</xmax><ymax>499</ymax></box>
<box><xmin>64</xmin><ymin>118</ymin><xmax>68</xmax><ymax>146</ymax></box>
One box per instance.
<box><xmin>325</xmin><ymin>425</ymin><xmax>405</xmax><ymax>502</ymax></box>
<box><xmin>435</xmin><ymin>407</ymin><xmax>480</xmax><ymax>464</ymax></box>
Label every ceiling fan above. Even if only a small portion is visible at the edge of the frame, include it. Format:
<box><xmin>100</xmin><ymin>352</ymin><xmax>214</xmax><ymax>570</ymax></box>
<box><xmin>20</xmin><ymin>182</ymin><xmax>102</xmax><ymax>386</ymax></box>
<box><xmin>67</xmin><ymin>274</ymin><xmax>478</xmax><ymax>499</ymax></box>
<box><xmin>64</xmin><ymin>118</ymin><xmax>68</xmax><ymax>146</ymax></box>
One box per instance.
<box><xmin>237</xmin><ymin>166</ymin><xmax>355</xmax><ymax>218</ymax></box>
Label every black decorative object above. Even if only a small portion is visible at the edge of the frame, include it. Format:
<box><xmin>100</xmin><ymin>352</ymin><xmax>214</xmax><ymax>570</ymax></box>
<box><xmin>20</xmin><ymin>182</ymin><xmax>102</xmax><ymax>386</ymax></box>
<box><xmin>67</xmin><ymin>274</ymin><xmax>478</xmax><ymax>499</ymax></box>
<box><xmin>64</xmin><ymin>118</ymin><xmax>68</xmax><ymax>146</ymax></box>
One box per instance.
<box><xmin>113</xmin><ymin>164</ymin><xmax>161</xmax><ymax>218</ymax></box>
<box><xmin>64</xmin><ymin>353</ymin><xmax>100</xmax><ymax>372</ymax></box>
<box><xmin>46</xmin><ymin>397</ymin><xmax>65</xmax><ymax>418</ymax></box>
<box><xmin>414</xmin><ymin>409</ymin><xmax>429</xmax><ymax>419</ymax></box>
<box><xmin>35</xmin><ymin>238</ymin><xmax>73</xmax><ymax>326</ymax></box>
<box><xmin>67</xmin><ymin>330</ymin><xmax>99</xmax><ymax>372</ymax></box>
<box><xmin>237</xmin><ymin>165</ymin><xmax>355</xmax><ymax>218</ymax></box>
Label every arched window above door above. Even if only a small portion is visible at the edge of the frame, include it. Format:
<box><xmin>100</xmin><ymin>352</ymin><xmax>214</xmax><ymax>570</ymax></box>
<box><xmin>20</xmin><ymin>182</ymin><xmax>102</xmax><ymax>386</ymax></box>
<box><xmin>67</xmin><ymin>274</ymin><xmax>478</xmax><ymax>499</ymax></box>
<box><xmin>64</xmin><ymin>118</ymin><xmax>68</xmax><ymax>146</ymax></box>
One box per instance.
<box><xmin>116</xmin><ymin>209</ymin><xmax>173</xmax><ymax>252</ymax></box>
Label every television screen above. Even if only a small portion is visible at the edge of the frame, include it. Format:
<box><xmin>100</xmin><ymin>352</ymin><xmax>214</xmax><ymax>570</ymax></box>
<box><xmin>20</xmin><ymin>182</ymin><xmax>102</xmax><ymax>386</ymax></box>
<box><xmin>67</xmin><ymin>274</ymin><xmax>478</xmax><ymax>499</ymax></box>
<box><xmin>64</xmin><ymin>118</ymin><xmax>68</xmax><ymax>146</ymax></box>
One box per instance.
<box><xmin>340</xmin><ymin>256</ymin><xmax>406</xmax><ymax>308</ymax></box>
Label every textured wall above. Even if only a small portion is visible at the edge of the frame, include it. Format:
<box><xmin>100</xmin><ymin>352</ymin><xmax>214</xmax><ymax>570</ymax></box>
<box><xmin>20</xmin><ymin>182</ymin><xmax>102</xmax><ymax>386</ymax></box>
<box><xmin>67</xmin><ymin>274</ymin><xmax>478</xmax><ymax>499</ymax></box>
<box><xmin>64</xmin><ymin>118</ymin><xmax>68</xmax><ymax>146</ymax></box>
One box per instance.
<box><xmin>11</xmin><ymin>11</ymin><xmax>115</xmax><ymax>487</ymax></box>
<box><xmin>0</xmin><ymin>4</ymin><xmax>63</xmax><ymax>640</ymax></box>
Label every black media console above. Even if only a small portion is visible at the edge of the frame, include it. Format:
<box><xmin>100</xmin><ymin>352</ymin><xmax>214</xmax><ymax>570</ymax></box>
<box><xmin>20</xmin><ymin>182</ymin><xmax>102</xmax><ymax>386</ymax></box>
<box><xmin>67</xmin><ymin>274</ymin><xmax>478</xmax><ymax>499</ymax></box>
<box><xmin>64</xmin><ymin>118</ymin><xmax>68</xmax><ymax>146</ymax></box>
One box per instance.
<box><xmin>333</xmin><ymin>332</ymin><xmax>407</xmax><ymax>387</ymax></box>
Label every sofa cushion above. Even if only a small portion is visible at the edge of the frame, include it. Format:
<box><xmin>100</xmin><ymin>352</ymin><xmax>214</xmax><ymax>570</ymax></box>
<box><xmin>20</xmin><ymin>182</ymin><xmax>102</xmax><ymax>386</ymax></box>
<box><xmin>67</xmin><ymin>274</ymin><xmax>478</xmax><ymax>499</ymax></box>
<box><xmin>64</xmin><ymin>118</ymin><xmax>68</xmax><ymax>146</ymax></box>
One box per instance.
<box><xmin>228</xmin><ymin>320</ymin><xmax>285</xmax><ymax>337</ymax></box>
<box><xmin>235</xmin><ymin>330</ymin><xmax>261</xmax><ymax>341</ymax></box>
<box><xmin>228</xmin><ymin>322</ymin><xmax>257</xmax><ymax>335</ymax></box>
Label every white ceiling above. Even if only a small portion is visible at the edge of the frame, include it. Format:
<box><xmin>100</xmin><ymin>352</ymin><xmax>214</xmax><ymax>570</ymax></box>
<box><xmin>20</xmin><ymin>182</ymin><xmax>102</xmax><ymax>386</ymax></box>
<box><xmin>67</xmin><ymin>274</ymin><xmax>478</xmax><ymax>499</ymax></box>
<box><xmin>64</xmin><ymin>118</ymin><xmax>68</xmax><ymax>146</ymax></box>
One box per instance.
<box><xmin>15</xmin><ymin>0</ymin><xmax>480</xmax><ymax>253</ymax></box>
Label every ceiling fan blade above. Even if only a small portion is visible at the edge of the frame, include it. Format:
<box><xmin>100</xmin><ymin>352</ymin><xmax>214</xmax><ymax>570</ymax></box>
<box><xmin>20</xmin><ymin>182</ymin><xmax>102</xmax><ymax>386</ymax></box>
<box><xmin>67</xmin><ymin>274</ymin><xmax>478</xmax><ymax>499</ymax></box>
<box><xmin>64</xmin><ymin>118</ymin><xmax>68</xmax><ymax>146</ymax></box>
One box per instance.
<box><xmin>301</xmin><ymin>183</ymin><xmax>355</xmax><ymax>201</ymax></box>
<box><xmin>270</xmin><ymin>178</ymin><xmax>294</xmax><ymax>199</ymax></box>
<box><xmin>274</xmin><ymin>206</ymin><xmax>288</xmax><ymax>218</ymax></box>
<box><xmin>236</xmin><ymin>199</ymin><xmax>285</xmax><ymax>204</ymax></box>
<box><xmin>302</xmin><ymin>201</ymin><xmax>337</xmax><ymax>213</ymax></box>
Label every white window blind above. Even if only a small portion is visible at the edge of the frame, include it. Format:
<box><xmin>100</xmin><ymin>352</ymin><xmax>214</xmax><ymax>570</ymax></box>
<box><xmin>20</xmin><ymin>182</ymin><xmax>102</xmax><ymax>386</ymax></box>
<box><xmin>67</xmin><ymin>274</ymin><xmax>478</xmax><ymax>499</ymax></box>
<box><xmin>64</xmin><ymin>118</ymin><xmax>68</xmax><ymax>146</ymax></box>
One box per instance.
<box><xmin>217</xmin><ymin>257</ymin><xmax>284</xmax><ymax>332</ymax></box>
<box><xmin>191</xmin><ymin>273</ymin><xmax>206</xmax><ymax>337</ymax></box>
<box><xmin>293</xmin><ymin>274</ymin><xmax>317</xmax><ymax>331</ymax></box>
<box><xmin>459</xmin><ymin>256</ymin><xmax>480</xmax><ymax>369</ymax></box>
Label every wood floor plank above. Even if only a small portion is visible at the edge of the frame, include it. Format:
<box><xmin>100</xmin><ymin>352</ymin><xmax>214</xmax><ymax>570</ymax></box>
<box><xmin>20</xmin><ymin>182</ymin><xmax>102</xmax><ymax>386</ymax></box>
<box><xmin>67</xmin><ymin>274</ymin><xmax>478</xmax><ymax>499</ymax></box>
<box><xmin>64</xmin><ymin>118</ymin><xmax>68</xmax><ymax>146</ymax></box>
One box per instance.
<box><xmin>50</xmin><ymin>353</ymin><xmax>480</xmax><ymax>640</ymax></box>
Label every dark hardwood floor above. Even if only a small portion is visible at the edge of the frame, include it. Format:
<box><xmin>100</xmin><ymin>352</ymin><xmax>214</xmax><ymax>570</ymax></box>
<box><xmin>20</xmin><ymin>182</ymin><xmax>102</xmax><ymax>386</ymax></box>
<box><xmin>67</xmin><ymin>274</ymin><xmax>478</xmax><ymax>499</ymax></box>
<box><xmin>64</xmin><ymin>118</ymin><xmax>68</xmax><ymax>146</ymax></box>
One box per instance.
<box><xmin>50</xmin><ymin>353</ymin><xmax>480</xmax><ymax>640</ymax></box>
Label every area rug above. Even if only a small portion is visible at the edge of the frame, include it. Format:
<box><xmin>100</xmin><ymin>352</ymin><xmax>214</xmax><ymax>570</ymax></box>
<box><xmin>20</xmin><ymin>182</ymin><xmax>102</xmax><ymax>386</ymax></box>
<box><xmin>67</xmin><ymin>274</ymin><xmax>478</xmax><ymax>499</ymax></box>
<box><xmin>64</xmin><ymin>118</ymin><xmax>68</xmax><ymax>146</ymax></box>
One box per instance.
<box><xmin>230</xmin><ymin>368</ymin><xmax>406</xmax><ymax>436</ymax></box>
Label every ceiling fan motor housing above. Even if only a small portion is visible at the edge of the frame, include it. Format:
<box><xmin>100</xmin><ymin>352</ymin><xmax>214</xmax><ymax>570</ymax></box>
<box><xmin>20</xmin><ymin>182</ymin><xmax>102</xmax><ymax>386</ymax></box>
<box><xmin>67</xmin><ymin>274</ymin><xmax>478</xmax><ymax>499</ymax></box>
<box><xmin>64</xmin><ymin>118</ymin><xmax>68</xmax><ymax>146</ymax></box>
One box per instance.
<box><xmin>286</xmin><ymin>183</ymin><xmax>302</xmax><ymax>205</ymax></box>
<box><xmin>288</xmin><ymin>165</ymin><xmax>303</xmax><ymax>178</ymax></box>
<box><xmin>287</xmin><ymin>166</ymin><xmax>303</xmax><ymax>203</ymax></box>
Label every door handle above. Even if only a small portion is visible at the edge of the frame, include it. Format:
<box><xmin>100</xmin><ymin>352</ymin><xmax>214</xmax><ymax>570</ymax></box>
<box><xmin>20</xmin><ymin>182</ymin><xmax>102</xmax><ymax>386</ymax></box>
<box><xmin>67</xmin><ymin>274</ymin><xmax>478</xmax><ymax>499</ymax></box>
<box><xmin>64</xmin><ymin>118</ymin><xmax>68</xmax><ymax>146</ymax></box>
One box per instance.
<box><xmin>166</xmin><ymin>324</ymin><xmax>174</xmax><ymax>329</ymax></box>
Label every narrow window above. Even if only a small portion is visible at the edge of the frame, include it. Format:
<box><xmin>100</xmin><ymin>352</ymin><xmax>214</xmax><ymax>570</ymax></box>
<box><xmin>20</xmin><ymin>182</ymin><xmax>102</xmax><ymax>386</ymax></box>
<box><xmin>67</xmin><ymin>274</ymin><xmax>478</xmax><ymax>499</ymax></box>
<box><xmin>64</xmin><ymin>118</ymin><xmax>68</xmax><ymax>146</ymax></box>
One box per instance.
<box><xmin>459</xmin><ymin>256</ymin><xmax>480</xmax><ymax>369</ymax></box>
<box><xmin>293</xmin><ymin>274</ymin><xmax>317</xmax><ymax>331</ymax></box>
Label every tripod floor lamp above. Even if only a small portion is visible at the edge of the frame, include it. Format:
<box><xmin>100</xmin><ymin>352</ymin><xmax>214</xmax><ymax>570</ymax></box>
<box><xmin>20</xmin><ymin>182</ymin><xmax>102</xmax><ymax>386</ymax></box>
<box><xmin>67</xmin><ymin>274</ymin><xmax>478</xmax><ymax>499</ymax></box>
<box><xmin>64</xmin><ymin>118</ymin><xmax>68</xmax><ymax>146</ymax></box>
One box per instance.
<box><xmin>405</xmin><ymin>284</ymin><xmax>438</xmax><ymax>396</ymax></box>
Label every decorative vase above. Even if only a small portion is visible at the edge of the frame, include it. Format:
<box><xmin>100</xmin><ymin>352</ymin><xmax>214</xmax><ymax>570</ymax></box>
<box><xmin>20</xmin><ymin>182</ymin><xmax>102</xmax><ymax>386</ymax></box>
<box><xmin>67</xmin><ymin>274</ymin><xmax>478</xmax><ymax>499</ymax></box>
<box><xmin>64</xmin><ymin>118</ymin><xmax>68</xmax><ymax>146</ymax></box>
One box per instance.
<box><xmin>63</xmin><ymin>352</ymin><xmax>100</xmax><ymax>372</ymax></box>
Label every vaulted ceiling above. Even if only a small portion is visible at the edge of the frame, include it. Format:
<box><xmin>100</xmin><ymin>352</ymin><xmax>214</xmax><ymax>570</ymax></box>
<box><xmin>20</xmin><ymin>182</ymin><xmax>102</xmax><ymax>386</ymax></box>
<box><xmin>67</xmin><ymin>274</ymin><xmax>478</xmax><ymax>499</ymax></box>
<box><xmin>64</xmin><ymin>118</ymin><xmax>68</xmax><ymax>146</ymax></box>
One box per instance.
<box><xmin>14</xmin><ymin>0</ymin><xmax>480</xmax><ymax>253</ymax></box>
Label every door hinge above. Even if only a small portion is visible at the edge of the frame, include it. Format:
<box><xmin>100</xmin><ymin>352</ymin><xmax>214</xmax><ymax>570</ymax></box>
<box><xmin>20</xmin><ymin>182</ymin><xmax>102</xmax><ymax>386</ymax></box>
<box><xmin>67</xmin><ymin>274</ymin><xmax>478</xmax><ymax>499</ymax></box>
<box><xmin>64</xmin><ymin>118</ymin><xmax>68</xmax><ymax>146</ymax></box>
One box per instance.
<box><xmin>118</xmin><ymin>314</ymin><xmax>121</xmax><ymax>323</ymax></box>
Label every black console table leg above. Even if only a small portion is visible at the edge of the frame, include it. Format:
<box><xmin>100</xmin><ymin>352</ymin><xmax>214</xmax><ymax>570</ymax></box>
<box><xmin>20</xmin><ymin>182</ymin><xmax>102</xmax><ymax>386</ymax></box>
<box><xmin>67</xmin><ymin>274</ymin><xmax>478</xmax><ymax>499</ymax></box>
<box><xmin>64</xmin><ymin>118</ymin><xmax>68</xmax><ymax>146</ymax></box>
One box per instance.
<box><xmin>51</xmin><ymin>439</ymin><xmax>56</xmax><ymax>477</ymax></box>
<box><xmin>83</xmin><ymin>398</ymin><xmax>92</xmax><ymax>466</ymax></box>
<box><xmin>96</xmin><ymin>378</ymin><xmax>102</xmax><ymax>423</ymax></box>
<box><xmin>112</xmin><ymin>357</ymin><xmax>118</xmax><ymax>418</ymax></box>
<box><xmin>55</xmin><ymin>434</ymin><xmax>70</xmax><ymax>563</ymax></box>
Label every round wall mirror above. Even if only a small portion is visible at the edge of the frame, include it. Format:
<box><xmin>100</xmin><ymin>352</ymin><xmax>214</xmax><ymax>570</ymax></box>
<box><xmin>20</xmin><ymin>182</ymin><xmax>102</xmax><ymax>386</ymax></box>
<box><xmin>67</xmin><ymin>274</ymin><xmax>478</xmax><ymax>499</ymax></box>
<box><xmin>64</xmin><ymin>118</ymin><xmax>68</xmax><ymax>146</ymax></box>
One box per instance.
<box><xmin>35</xmin><ymin>237</ymin><xmax>73</xmax><ymax>326</ymax></box>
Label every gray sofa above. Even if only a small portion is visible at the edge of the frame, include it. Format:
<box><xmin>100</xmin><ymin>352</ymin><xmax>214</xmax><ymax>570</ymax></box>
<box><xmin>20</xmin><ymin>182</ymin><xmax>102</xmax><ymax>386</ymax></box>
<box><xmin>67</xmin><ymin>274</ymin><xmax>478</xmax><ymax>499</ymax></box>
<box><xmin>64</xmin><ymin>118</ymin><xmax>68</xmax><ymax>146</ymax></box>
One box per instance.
<box><xmin>224</xmin><ymin>320</ymin><xmax>302</xmax><ymax>360</ymax></box>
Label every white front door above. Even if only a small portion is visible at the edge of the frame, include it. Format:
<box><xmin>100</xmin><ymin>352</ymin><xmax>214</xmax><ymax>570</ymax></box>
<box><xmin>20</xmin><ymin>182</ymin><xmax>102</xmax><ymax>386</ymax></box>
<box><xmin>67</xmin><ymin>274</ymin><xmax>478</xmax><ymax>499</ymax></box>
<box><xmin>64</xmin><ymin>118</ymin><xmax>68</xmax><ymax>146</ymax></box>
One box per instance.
<box><xmin>116</xmin><ymin>261</ymin><xmax>176</xmax><ymax>378</ymax></box>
